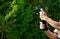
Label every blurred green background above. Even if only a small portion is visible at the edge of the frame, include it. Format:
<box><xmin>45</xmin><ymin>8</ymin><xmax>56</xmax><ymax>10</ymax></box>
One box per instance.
<box><xmin>0</xmin><ymin>0</ymin><xmax>60</xmax><ymax>39</ymax></box>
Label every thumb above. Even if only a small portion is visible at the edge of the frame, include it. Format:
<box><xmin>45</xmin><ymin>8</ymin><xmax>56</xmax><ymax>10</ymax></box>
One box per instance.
<box><xmin>40</xmin><ymin>8</ymin><xmax>46</xmax><ymax>14</ymax></box>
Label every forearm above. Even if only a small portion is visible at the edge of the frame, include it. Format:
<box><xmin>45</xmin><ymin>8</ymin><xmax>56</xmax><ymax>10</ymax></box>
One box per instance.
<box><xmin>45</xmin><ymin>30</ymin><xmax>57</xmax><ymax>39</ymax></box>
<box><xmin>45</xmin><ymin>16</ymin><xmax>60</xmax><ymax>29</ymax></box>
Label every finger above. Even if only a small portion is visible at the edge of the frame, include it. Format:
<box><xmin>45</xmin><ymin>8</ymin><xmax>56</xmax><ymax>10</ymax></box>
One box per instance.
<box><xmin>39</xmin><ymin>11</ymin><xmax>42</xmax><ymax>14</ymax></box>
<box><xmin>39</xmin><ymin>11</ymin><xmax>42</xmax><ymax>18</ymax></box>
<box><xmin>40</xmin><ymin>8</ymin><xmax>43</xmax><ymax>11</ymax></box>
<box><xmin>39</xmin><ymin>22</ymin><xmax>43</xmax><ymax>25</ymax></box>
<box><xmin>39</xmin><ymin>12</ymin><xmax>43</xmax><ymax>19</ymax></box>
<box><xmin>40</xmin><ymin>8</ymin><xmax>46</xmax><ymax>14</ymax></box>
<box><xmin>40</xmin><ymin>22</ymin><xmax>44</xmax><ymax>25</ymax></box>
<box><xmin>39</xmin><ymin>8</ymin><xmax>43</xmax><ymax>14</ymax></box>
<box><xmin>43</xmin><ymin>24</ymin><xmax>45</xmax><ymax>26</ymax></box>
<box><xmin>40</xmin><ymin>22</ymin><xmax>45</xmax><ymax>29</ymax></box>
<box><xmin>39</xmin><ymin>22</ymin><xmax>42</xmax><ymax>24</ymax></box>
<box><xmin>40</xmin><ymin>8</ymin><xmax>44</xmax><ymax>12</ymax></box>
<box><xmin>39</xmin><ymin>11</ymin><xmax>44</xmax><ymax>15</ymax></box>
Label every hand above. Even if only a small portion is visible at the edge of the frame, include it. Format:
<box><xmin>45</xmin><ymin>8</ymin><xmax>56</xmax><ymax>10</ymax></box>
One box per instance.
<box><xmin>40</xmin><ymin>22</ymin><xmax>45</xmax><ymax>29</ymax></box>
<box><xmin>40</xmin><ymin>21</ymin><xmax>48</xmax><ymax>31</ymax></box>
<box><xmin>39</xmin><ymin>8</ymin><xmax>47</xmax><ymax>20</ymax></box>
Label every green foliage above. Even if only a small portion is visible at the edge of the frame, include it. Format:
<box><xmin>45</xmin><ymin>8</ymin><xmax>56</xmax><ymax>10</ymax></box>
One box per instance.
<box><xmin>0</xmin><ymin>0</ymin><xmax>60</xmax><ymax>39</ymax></box>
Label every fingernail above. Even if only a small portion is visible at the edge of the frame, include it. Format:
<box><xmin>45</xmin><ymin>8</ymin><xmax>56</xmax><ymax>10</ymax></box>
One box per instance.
<box><xmin>40</xmin><ymin>8</ymin><xmax>43</xmax><ymax>11</ymax></box>
<box><xmin>39</xmin><ymin>22</ymin><xmax>42</xmax><ymax>23</ymax></box>
<box><xmin>39</xmin><ymin>11</ymin><xmax>42</xmax><ymax>14</ymax></box>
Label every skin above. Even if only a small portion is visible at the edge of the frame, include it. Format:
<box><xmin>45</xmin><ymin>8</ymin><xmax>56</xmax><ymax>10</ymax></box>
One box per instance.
<box><xmin>44</xmin><ymin>30</ymin><xmax>57</xmax><ymax>39</ymax></box>
<box><xmin>40</xmin><ymin>22</ymin><xmax>57</xmax><ymax>39</ymax></box>
<box><xmin>40</xmin><ymin>9</ymin><xmax>60</xmax><ymax>39</ymax></box>
<box><xmin>40</xmin><ymin>9</ymin><xmax>60</xmax><ymax>29</ymax></box>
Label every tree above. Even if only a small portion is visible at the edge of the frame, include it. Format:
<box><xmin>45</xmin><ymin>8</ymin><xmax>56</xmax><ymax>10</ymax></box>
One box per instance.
<box><xmin>0</xmin><ymin>0</ymin><xmax>60</xmax><ymax>39</ymax></box>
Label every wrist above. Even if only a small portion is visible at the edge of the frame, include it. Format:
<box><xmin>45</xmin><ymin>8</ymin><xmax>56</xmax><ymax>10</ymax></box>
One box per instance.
<box><xmin>44</xmin><ymin>29</ymin><xmax>49</xmax><ymax>32</ymax></box>
<box><xmin>44</xmin><ymin>16</ymin><xmax>48</xmax><ymax>21</ymax></box>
